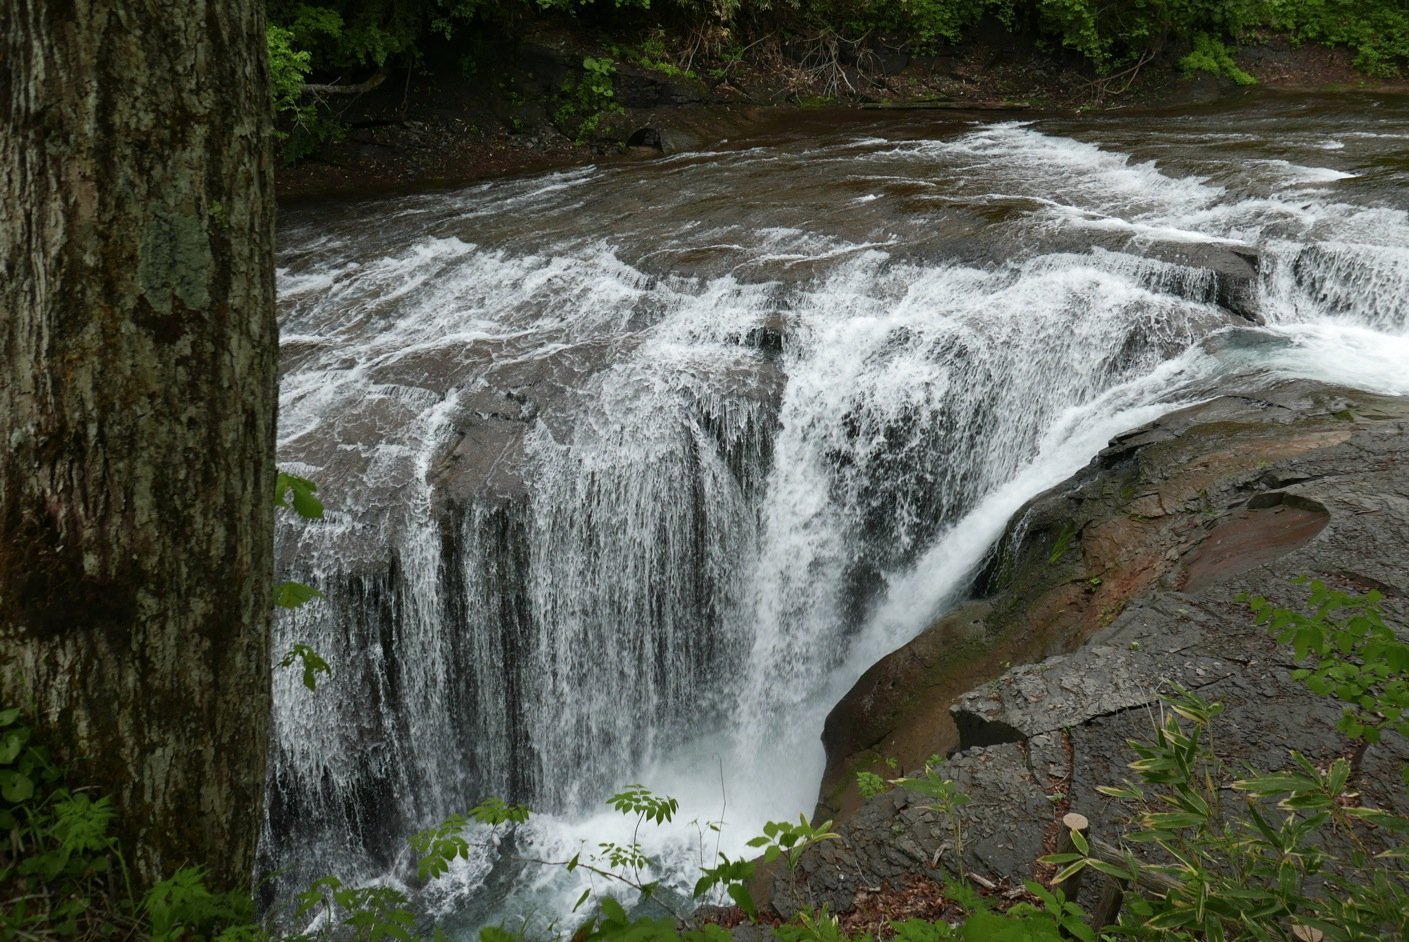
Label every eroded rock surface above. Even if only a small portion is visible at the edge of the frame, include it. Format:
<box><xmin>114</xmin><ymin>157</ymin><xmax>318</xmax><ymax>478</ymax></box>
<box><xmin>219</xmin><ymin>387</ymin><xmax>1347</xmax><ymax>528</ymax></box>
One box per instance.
<box><xmin>780</xmin><ymin>380</ymin><xmax>1409</xmax><ymax>918</ymax></box>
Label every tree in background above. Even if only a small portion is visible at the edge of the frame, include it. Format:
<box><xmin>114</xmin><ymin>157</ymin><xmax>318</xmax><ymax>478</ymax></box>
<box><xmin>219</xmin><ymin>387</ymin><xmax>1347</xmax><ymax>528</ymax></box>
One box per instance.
<box><xmin>0</xmin><ymin>0</ymin><xmax>278</xmax><ymax>893</ymax></box>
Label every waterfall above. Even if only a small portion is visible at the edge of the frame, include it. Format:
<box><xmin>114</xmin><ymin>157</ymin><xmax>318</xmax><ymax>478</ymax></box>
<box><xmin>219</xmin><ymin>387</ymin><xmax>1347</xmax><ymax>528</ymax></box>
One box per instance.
<box><xmin>265</xmin><ymin>102</ymin><xmax>1409</xmax><ymax>930</ymax></box>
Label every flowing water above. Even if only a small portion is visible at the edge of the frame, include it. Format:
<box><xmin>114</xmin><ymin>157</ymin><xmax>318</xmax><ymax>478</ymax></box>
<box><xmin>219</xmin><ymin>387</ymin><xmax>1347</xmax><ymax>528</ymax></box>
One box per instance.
<box><xmin>267</xmin><ymin>92</ymin><xmax>1409</xmax><ymax>932</ymax></box>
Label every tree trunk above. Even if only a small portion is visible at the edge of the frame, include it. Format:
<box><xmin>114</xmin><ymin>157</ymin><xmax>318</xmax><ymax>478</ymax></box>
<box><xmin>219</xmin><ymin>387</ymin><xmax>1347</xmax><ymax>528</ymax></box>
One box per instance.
<box><xmin>0</xmin><ymin>0</ymin><xmax>276</xmax><ymax>894</ymax></box>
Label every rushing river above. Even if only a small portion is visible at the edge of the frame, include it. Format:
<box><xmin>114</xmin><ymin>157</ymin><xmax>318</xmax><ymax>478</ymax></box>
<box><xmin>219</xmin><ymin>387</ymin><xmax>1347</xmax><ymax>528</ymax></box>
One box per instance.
<box><xmin>267</xmin><ymin>92</ymin><xmax>1409</xmax><ymax>933</ymax></box>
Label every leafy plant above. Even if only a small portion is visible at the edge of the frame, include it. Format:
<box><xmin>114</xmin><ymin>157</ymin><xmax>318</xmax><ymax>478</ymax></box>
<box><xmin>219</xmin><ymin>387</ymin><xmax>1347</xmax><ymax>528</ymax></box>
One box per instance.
<box><xmin>276</xmin><ymin>471</ymin><xmax>325</xmax><ymax>520</ymax></box>
<box><xmin>273</xmin><ymin>471</ymin><xmax>324</xmax><ymax>612</ymax></box>
<box><xmin>895</xmin><ymin>765</ymin><xmax>970</xmax><ymax>875</ymax></box>
<box><xmin>280</xmin><ymin>643</ymin><xmax>334</xmax><ymax>691</ymax></box>
<box><xmin>554</xmin><ymin>56</ymin><xmax>624</xmax><ymax>143</ymax></box>
<box><xmin>144</xmin><ymin>866</ymin><xmax>260</xmax><ymax>942</ymax></box>
<box><xmin>856</xmin><ymin>769</ymin><xmax>888</xmax><ymax>798</ymax></box>
<box><xmin>0</xmin><ymin>706</ymin><xmax>123</xmax><ymax>937</ymax></box>
<box><xmin>1248</xmin><ymin>579</ymin><xmax>1409</xmax><ymax>756</ymax></box>
<box><xmin>1179</xmin><ymin>34</ymin><xmax>1257</xmax><ymax>84</ymax></box>
<box><xmin>0</xmin><ymin>706</ymin><xmax>269</xmax><ymax>940</ymax></box>
<box><xmin>746</xmin><ymin>814</ymin><xmax>840</xmax><ymax>868</ymax></box>
<box><xmin>411</xmin><ymin>797</ymin><xmax>531</xmax><ymax>882</ymax></box>
<box><xmin>296</xmin><ymin>874</ymin><xmax>418</xmax><ymax>941</ymax></box>
<box><xmin>1043</xmin><ymin>678</ymin><xmax>1409</xmax><ymax>940</ymax></box>
<box><xmin>1265</xmin><ymin>0</ymin><xmax>1409</xmax><ymax>76</ymax></box>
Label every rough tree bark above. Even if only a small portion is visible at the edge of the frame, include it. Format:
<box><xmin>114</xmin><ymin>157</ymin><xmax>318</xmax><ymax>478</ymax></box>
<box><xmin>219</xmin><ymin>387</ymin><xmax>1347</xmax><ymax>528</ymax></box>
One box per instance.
<box><xmin>0</xmin><ymin>0</ymin><xmax>277</xmax><ymax>892</ymax></box>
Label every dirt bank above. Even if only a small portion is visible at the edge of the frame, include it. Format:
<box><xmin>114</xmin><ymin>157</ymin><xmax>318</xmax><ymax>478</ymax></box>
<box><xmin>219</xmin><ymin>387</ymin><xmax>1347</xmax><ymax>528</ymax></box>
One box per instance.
<box><xmin>275</xmin><ymin>31</ymin><xmax>1407</xmax><ymax>203</ymax></box>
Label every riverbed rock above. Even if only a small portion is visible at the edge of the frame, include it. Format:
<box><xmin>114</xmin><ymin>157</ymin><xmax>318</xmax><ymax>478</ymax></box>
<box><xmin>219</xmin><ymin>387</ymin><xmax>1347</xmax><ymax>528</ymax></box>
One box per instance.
<box><xmin>780</xmin><ymin>379</ymin><xmax>1409</xmax><ymax>918</ymax></box>
<box><xmin>1136</xmin><ymin>242</ymin><xmax>1263</xmax><ymax>323</ymax></box>
<box><xmin>626</xmin><ymin>126</ymin><xmax>705</xmax><ymax>155</ymax></box>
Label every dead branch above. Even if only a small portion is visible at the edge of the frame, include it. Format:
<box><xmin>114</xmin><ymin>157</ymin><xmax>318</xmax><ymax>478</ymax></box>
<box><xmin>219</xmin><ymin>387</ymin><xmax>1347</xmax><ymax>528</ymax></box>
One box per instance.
<box><xmin>302</xmin><ymin>68</ymin><xmax>388</xmax><ymax>97</ymax></box>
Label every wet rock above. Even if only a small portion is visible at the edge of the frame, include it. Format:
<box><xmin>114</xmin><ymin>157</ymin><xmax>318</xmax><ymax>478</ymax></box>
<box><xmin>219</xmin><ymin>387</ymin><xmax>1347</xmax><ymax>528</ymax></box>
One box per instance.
<box><xmin>626</xmin><ymin>126</ymin><xmax>704</xmax><ymax>155</ymax></box>
<box><xmin>614</xmin><ymin>67</ymin><xmax>709</xmax><ymax>108</ymax></box>
<box><xmin>1128</xmin><ymin>243</ymin><xmax>1264</xmax><ymax>323</ymax></box>
<box><xmin>790</xmin><ymin>380</ymin><xmax>1409</xmax><ymax>918</ymax></box>
<box><xmin>770</xmin><ymin>742</ymin><xmax>1051</xmax><ymax>919</ymax></box>
<box><xmin>1180</xmin><ymin>491</ymin><xmax>1329</xmax><ymax>592</ymax></box>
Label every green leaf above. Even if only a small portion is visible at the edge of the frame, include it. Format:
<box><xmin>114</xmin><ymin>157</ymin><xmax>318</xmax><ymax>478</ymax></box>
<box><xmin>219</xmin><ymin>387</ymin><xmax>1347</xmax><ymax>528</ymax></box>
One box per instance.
<box><xmin>280</xmin><ymin>644</ymin><xmax>332</xmax><ymax>690</ymax></box>
<box><xmin>1085</xmin><ymin>858</ymin><xmax>1136</xmax><ymax>882</ymax></box>
<box><xmin>275</xmin><ymin>580</ymin><xmax>325</xmax><ymax>609</ymax></box>
<box><xmin>275</xmin><ymin>471</ymin><xmax>325</xmax><ymax>519</ymax></box>
<box><xmin>1095</xmin><ymin>784</ymin><xmax>1143</xmax><ymax>800</ymax></box>
<box><xmin>0</xmin><ymin>732</ymin><xmax>24</xmax><ymax>764</ymax></box>
<box><xmin>598</xmin><ymin>895</ymin><xmax>627</xmax><ymax>924</ymax></box>
<box><xmin>726</xmin><ymin>883</ymin><xmax>757</xmax><ymax>920</ymax></box>
<box><xmin>0</xmin><ymin>770</ymin><xmax>34</xmax><ymax>803</ymax></box>
<box><xmin>1061</xmin><ymin>916</ymin><xmax>1095</xmax><ymax>942</ymax></box>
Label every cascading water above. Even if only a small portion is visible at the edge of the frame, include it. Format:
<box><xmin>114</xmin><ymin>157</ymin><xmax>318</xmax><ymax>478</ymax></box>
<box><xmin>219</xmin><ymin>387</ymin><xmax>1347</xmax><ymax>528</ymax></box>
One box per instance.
<box><xmin>265</xmin><ymin>94</ymin><xmax>1409</xmax><ymax>933</ymax></box>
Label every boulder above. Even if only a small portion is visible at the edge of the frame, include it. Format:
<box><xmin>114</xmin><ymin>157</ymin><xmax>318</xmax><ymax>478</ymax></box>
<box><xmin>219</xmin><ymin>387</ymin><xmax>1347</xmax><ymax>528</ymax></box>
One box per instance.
<box><xmin>1126</xmin><ymin>243</ymin><xmax>1264</xmax><ymax>324</ymax></box>
<box><xmin>626</xmin><ymin>126</ymin><xmax>705</xmax><ymax>156</ymax></box>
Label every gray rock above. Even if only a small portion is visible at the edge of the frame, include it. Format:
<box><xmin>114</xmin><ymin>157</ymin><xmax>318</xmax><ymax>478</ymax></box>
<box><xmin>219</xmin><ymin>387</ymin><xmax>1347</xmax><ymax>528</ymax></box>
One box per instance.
<box><xmin>788</xmin><ymin>380</ymin><xmax>1409</xmax><ymax>918</ymax></box>
<box><xmin>626</xmin><ymin>126</ymin><xmax>705</xmax><ymax>156</ymax></box>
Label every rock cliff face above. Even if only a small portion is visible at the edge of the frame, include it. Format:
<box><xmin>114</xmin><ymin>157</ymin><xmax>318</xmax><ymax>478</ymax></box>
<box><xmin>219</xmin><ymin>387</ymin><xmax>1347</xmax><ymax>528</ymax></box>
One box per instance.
<box><xmin>771</xmin><ymin>379</ymin><xmax>1409</xmax><ymax>917</ymax></box>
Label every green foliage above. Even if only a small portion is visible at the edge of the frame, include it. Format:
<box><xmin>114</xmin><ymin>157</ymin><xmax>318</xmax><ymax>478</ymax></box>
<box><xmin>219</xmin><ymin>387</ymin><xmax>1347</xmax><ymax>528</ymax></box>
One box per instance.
<box><xmin>268</xmin><ymin>25</ymin><xmax>313</xmax><ymax>114</ymax></box>
<box><xmin>693</xmin><ymin>853</ymin><xmax>758</xmax><ymax>918</ymax></box>
<box><xmin>745</xmin><ymin>814</ymin><xmax>839</xmax><ymax>868</ymax></box>
<box><xmin>470</xmin><ymin>795</ymin><xmax>534</xmax><ymax>826</ymax></box>
<box><xmin>144</xmin><ymin>866</ymin><xmax>261</xmax><ymax>942</ymax></box>
<box><xmin>775</xmin><ymin>906</ymin><xmax>854</xmax><ymax>942</ymax></box>
<box><xmin>855</xmin><ymin>769</ymin><xmax>888</xmax><ymax>798</ymax></box>
<box><xmin>555</xmin><ymin>56</ymin><xmax>624</xmax><ymax>143</ymax></box>
<box><xmin>1043</xmin><ymin>675</ymin><xmax>1409</xmax><ymax>940</ymax></box>
<box><xmin>1179</xmin><ymin>33</ymin><xmax>1257</xmax><ymax>84</ymax></box>
<box><xmin>266</xmin><ymin>25</ymin><xmax>343</xmax><ymax>163</ymax></box>
<box><xmin>0</xmin><ymin>706</ymin><xmax>267</xmax><ymax>940</ymax></box>
<box><xmin>608</xmin><ymin>784</ymin><xmax>679</xmax><ymax>824</ymax></box>
<box><xmin>598</xmin><ymin>841</ymin><xmax>650</xmax><ymax>871</ymax></box>
<box><xmin>1265</xmin><ymin>0</ymin><xmax>1409</xmax><ymax>76</ymax></box>
<box><xmin>267</xmin><ymin>1</ymin><xmax>491</xmax><ymax>72</ymax></box>
<box><xmin>844</xmin><ymin>0</ymin><xmax>991</xmax><ymax>52</ymax></box>
<box><xmin>276</xmin><ymin>471</ymin><xmax>325</xmax><ymax>520</ymax></box>
<box><xmin>1028</xmin><ymin>0</ymin><xmax>1268</xmax><ymax>72</ymax></box>
<box><xmin>1248</xmin><ymin>579</ymin><xmax>1409</xmax><ymax>750</ymax></box>
<box><xmin>296</xmin><ymin>875</ymin><xmax>418</xmax><ymax>940</ymax></box>
<box><xmin>630</xmin><ymin>34</ymin><xmax>699</xmax><ymax>79</ymax></box>
<box><xmin>280</xmin><ymin>643</ymin><xmax>333</xmax><ymax>690</ymax></box>
<box><xmin>274</xmin><ymin>470</ymin><xmax>330</xmax><ymax>687</ymax></box>
<box><xmin>276</xmin><ymin>581</ymin><xmax>327</xmax><ymax>609</ymax></box>
<box><xmin>0</xmin><ymin>706</ymin><xmax>121</xmax><ymax>937</ymax></box>
<box><xmin>895</xmin><ymin>764</ymin><xmax>969</xmax><ymax>876</ymax></box>
<box><xmin>411</xmin><ymin>799</ymin><xmax>530</xmax><ymax>882</ymax></box>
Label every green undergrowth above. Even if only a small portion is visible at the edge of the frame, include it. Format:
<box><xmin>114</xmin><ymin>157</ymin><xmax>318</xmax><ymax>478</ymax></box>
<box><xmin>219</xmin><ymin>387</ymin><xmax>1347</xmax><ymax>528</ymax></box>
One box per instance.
<box><xmin>1179</xmin><ymin>34</ymin><xmax>1257</xmax><ymax>85</ymax></box>
<box><xmin>264</xmin><ymin>0</ymin><xmax>1408</xmax><ymax>159</ymax></box>
<box><xmin>0</xmin><ymin>705</ymin><xmax>260</xmax><ymax>940</ymax></box>
<box><xmin>11</xmin><ymin>581</ymin><xmax>1409</xmax><ymax>939</ymax></box>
